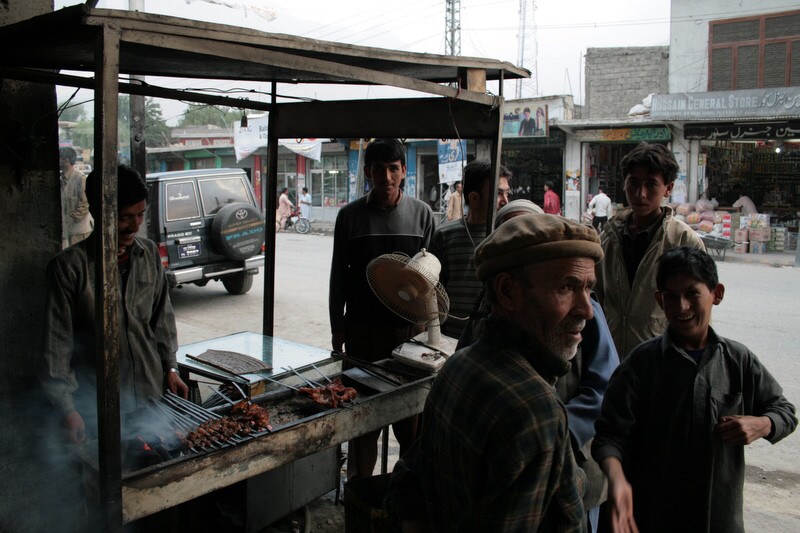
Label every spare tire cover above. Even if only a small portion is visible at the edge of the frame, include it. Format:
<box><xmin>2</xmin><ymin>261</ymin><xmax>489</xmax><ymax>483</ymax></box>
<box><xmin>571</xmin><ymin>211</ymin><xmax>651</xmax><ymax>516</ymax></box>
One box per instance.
<box><xmin>211</xmin><ymin>202</ymin><xmax>266</xmax><ymax>261</ymax></box>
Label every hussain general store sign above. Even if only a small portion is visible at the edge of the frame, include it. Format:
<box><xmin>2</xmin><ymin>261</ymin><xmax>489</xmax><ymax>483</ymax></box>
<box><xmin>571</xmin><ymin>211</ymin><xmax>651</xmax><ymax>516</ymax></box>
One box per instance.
<box><xmin>651</xmin><ymin>87</ymin><xmax>800</xmax><ymax>120</ymax></box>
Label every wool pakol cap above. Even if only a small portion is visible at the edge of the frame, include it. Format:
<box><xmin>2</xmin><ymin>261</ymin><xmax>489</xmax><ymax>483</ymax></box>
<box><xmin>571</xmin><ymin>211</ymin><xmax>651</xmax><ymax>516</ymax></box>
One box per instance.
<box><xmin>475</xmin><ymin>214</ymin><xmax>603</xmax><ymax>281</ymax></box>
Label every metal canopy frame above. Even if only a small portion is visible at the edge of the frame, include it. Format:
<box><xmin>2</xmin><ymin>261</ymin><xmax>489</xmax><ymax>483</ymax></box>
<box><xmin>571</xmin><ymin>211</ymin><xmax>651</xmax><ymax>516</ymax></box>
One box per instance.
<box><xmin>0</xmin><ymin>5</ymin><xmax>527</xmax><ymax>531</ymax></box>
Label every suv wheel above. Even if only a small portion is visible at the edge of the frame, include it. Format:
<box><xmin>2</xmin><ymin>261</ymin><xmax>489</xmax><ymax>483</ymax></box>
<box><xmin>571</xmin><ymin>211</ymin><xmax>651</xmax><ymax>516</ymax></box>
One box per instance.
<box><xmin>211</xmin><ymin>202</ymin><xmax>266</xmax><ymax>261</ymax></box>
<box><xmin>222</xmin><ymin>272</ymin><xmax>254</xmax><ymax>295</ymax></box>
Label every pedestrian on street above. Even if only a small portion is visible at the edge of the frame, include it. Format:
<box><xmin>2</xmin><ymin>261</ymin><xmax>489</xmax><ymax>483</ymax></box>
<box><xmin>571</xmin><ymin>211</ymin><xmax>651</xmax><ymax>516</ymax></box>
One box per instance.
<box><xmin>589</xmin><ymin>184</ymin><xmax>612</xmax><ymax>232</ymax></box>
<box><xmin>299</xmin><ymin>187</ymin><xmax>312</xmax><ymax>220</ymax></box>
<box><xmin>278</xmin><ymin>187</ymin><xmax>294</xmax><ymax>231</ymax></box>
<box><xmin>445</xmin><ymin>180</ymin><xmax>463</xmax><ymax>221</ymax></box>
<box><xmin>543</xmin><ymin>179</ymin><xmax>561</xmax><ymax>215</ymax></box>
<box><xmin>329</xmin><ymin>138</ymin><xmax>434</xmax><ymax>480</ymax></box>
<box><xmin>457</xmin><ymin>200</ymin><xmax>619</xmax><ymax>532</ymax></box>
<box><xmin>59</xmin><ymin>147</ymin><xmax>93</xmax><ymax>248</ymax></box>
<box><xmin>388</xmin><ymin>214</ymin><xmax>605</xmax><ymax>532</ymax></box>
<box><xmin>593</xmin><ymin>247</ymin><xmax>796</xmax><ymax>533</ymax></box>
<box><xmin>595</xmin><ymin>142</ymin><xmax>705</xmax><ymax>359</ymax></box>
<box><xmin>430</xmin><ymin>161</ymin><xmax>511</xmax><ymax>339</ymax></box>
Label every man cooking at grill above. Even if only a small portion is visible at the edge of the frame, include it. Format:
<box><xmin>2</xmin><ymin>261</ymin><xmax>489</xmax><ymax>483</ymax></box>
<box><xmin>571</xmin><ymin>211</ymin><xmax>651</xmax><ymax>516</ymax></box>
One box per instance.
<box><xmin>388</xmin><ymin>214</ymin><xmax>602</xmax><ymax>531</ymax></box>
<box><xmin>42</xmin><ymin>164</ymin><xmax>189</xmax><ymax>444</ymax></box>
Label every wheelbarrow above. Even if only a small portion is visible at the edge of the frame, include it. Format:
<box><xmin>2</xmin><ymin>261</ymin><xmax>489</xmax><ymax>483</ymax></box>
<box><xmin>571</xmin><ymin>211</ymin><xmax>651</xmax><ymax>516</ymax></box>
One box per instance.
<box><xmin>700</xmin><ymin>234</ymin><xmax>734</xmax><ymax>261</ymax></box>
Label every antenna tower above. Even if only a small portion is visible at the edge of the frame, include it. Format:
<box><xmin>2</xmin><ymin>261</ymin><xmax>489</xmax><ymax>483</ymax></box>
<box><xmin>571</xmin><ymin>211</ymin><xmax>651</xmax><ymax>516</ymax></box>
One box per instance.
<box><xmin>445</xmin><ymin>0</ymin><xmax>461</xmax><ymax>56</ymax></box>
<box><xmin>516</xmin><ymin>0</ymin><xmax>538</xmax><ymax>98</ymax></box>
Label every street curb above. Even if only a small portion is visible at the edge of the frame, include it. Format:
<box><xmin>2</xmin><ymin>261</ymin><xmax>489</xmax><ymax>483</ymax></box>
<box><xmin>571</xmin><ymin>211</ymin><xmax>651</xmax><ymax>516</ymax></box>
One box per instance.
<box><xmin>719</xmin><ymin>253</ymin><xmax>796</xmax><ymax>268</ymax></box>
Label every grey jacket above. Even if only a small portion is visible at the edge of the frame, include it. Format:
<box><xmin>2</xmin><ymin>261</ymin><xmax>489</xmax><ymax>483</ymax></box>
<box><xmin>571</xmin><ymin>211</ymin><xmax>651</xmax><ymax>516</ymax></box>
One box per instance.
<box><xmin>593</xmin><ymin>328</ymin><xmax>797</xmax><ymax>532</ymax></box>
<box><xmin>595</xmin><ymin>206</ymin><xmax>705</xmax><ymax>359</ymax></box>
<box><xmin>42</xmin><ymin>237</ymin><xmax>178</xmax><ymax>418</ymax></box>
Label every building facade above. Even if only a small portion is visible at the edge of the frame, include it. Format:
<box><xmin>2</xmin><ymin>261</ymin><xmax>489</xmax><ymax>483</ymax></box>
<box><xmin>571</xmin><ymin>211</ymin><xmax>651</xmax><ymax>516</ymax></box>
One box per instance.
<box><xmin>556</xmin><ymin>1</ymin><xmax>799</xmax><ymax>225</ymax></box>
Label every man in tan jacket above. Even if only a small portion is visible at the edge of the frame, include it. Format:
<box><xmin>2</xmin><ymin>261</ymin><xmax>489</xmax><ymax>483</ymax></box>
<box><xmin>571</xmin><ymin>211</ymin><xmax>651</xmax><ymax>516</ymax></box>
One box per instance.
<box><xmin>595</xmin><ymin>143</ymin><xmax>704</xmax><ymax>359</ymax></box>
<box><xmin>446</xmin><ymin>180</ymin><xmax>463</xmax><ymax>221</ymax></box>
<box><xmin>59</xmin><ymin>147</ymin><xmax>93</xmax><ymax>248</ymax></box>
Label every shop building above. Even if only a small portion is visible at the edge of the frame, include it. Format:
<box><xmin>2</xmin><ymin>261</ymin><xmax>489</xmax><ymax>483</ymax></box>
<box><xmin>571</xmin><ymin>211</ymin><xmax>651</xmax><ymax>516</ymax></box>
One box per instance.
<box><xmin>555</xmin><ymin>2</ymin><xmax>799</xmax><ymax>228</ymax></box>
<box><xmin>557</xmin><ymin>45</ymin><xmax>671</xmax><ymax>220</ymax></box>
<box><xmin>656</xmin><ymin>2</ymin><xmax>800</xmax><ymax>232</ymax></box>
<box><xmin>148</xmin><ymin>126</ymin><xmax>350</xmax><ymax>222</ymax></box>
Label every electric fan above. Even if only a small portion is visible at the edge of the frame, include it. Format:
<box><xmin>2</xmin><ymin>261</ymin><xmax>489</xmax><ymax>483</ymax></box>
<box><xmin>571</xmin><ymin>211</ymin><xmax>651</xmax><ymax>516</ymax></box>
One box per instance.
<box><xmin>366</xmin><ymin>249</ymin><xmax>458</xmax><ymax>372</ymax></box>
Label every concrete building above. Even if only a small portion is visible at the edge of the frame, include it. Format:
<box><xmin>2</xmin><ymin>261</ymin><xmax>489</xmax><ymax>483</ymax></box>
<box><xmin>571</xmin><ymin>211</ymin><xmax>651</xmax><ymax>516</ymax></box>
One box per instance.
<box><xmin>556</xmin><ymin>0</ymin><xmax>799</xmax><ymax>224</ymax></box>
<box><xmin>584</xmin><ymin>46</ymin><xmax>669</xmax><ymax>119</ymax></box>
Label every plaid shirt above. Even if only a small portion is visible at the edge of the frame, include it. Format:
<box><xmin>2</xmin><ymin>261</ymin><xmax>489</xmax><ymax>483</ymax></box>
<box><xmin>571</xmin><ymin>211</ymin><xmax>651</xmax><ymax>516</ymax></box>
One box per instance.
<box><xmin>389</xmin><ymin>317</ymin><xmax>586</xmax><ymax>532</ymax></box>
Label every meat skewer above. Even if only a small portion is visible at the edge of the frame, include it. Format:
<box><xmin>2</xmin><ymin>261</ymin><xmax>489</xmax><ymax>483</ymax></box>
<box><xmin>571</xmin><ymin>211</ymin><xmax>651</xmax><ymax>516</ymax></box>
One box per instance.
<box><xmin>310</xmin><ymin>362</ymin><xmax>334</xmax><ymax>384</ymax></box>
<box><xmin>298</xmin><ymin>378</ymin><xmax>358</xmax><ymax>409</ymax></box>
<box><xmin>282</xmin><ymin>366</ymin><xmax>324</xmax><ymax>388</ymax></box>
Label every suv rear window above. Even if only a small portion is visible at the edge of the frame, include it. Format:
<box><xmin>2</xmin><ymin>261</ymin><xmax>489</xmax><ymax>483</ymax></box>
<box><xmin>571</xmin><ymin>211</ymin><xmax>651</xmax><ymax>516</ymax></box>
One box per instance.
<box><xmin>199</xmin><ymin>177</ymin><xmax>252</xmax><ymax>216</ymax></box>
<box><xmin>166</xmin><ymin>181</ymin><xmax>201</xmax><ymax>221</ymax></box>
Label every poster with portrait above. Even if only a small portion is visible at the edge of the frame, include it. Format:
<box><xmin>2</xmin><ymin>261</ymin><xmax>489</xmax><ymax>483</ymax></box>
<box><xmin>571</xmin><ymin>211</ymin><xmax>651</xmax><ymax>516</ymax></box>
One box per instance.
<box><xmin>503</xmin><ymin>104</ymin><xmax>548</xmax><ymax>138</ymax></box>
<box><xmin>437</xmin><ymin>139</ymin><xmax>467</xmax><ymax>186</ymax></box>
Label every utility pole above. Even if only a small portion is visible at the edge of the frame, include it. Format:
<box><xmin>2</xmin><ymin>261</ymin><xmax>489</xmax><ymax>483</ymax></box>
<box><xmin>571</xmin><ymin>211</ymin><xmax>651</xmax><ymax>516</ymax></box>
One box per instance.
<box><xmin>129</xmin><ymin>0</ymin><xmax>147</xmax><ymax>178</ymax></box>
<box><xmin>445</xmin><ymin>0</ymin><xmax>461</xmax><ymax>56</ymax></box>
<box><xmin>516</xmin><ymin>0</ymin><xmax>538</xmax><ymax>99</ymax></box>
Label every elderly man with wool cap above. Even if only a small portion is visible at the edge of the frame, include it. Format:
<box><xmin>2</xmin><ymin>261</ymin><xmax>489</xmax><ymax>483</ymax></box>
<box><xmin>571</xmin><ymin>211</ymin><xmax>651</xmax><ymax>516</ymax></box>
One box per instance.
<box><xmin>387</xmin><ymin>214</ymin><xmax>603</xmax><ymax>532</ymax></box>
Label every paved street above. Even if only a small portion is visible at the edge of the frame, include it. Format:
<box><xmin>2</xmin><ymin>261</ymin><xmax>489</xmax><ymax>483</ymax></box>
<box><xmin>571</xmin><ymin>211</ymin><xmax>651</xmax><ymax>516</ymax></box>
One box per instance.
<box><xmin>170</xmin><ymin>232</ymin><xmax>800</xmax><ymax>530</ymax></box>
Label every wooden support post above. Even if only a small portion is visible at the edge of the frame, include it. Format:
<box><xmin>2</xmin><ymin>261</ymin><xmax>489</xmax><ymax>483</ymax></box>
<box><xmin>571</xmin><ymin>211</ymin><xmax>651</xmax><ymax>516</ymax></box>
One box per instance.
<box><xmin>93</xmin><ymin>25</ymin><xmax>123</xmax><ymax>533</ymax></box>
<box><xmin>486</xmin><ymin>97</ymin><xmax>506</xmax><ymax>235</ymax></box>
<box><xmin>460</xmin><ymin>67</ymin><xmax>487</xmax><ymax>94</ymax></box>
<box><xmin>263</xmin><ymin>82</ymin><xmax>279</xmax><ymax>336</ymax></box>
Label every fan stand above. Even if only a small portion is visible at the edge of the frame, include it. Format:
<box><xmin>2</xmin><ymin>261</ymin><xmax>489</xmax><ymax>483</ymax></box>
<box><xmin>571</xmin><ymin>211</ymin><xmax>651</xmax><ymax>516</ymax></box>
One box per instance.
<box><xmin>391</xmin><ymin>290</ymin><xmax>458</xmax><ymax>372</ymax></box>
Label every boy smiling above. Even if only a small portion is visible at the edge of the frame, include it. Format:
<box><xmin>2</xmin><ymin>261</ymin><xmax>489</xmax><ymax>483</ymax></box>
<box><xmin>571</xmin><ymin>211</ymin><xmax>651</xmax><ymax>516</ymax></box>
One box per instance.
<box><xmin>592</xmin><ymin>247</ymin><xmax>796</xmax><ymax>533</ymax></box>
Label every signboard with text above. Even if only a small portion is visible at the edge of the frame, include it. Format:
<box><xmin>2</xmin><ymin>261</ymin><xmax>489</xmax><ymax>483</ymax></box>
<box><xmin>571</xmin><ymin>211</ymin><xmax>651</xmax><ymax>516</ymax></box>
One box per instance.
<box><xmin>572</xmin><ymin>127</ymin><xmax>671</xmax><ymax>143</ymax></box>
<box><xmin>233</xmin><ymin>116</ymin><xmax>322</xmax><ymax>162</ymax></box>
<box><xmin>684</xmin><ymin>121</ymin><xmax>800</xmax><ymax>140</ymax></box>
<box><xmin>437</xmin><ymin>139</ymin><xmax>467</xmax><ymax>185</ymax></box>
<box><xmin>651</xmin><ymin>87</ymin><xmax>800</xmax><ymax>120</ymax></box>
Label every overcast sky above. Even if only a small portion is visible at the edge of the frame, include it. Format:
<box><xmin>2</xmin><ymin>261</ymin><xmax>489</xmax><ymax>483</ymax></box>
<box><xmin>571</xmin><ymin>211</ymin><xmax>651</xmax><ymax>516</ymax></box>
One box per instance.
<box><xmin>55</xmin><ymin>0</ymin><xmax>674</xmax><ymax>124</ymax></box>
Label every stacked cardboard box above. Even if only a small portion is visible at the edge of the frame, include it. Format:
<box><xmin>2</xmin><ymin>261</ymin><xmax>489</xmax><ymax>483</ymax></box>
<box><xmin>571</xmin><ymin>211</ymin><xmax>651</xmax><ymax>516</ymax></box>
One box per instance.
<box><xmin>733</xmin><ymin>228</ymin><xmax>749</xmax><ymax>254</ymax></box>
<box><xmin>721</xmin><ymin>213</ymin><xmax>732</xmax><ymax>239</ymax></box>
<box><xmin>741</xmin><ymin>213</ymin><xmax>771</xmax><ymax>229</ymax></box>
<box><xmin>770</xmin><ymin>227</ymin><xmax>787</xmax><ymax>252</ymax></box>
<box><xmin>749</xmin><ymin>227</ymin><xmax>770</xmax><ymax>254</ymax></box>
<box><xmin>748</xmin><ymin>228</ymin><xmax>771</xmax><ymax>242</ymax></box>
<box><xmin>788</xmin><ymin>232</ymin><xmax>798</xmax><ymax>251</ymax></box>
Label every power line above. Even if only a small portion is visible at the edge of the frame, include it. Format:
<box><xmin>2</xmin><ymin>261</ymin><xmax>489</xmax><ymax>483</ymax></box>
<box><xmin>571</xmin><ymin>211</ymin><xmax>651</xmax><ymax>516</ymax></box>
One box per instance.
<box><xmin>299</xmin><ymin>0</ymin><xmax>439</xmax><ymax>42</ymax></box>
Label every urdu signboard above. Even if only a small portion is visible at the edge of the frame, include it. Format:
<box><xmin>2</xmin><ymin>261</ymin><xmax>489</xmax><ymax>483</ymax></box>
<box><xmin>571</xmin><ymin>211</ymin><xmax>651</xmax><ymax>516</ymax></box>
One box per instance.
<box><xmin>651</xmin><ymin>87</ymin><xmax>800</xmax><ymax>121</ymax></box>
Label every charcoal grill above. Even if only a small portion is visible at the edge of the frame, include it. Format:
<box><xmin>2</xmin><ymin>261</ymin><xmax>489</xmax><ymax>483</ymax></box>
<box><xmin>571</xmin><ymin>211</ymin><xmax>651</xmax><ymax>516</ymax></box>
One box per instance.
<box><xmin>71</xmin><ymin>332</ymin><xmax>434</xmax><ymax>528</ymax></box>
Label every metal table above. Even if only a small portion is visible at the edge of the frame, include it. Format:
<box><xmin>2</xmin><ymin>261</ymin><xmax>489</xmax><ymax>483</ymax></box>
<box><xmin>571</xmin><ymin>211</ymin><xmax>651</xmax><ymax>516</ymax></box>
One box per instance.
<box><xmin>177</xmin><ymin>331</ymin><xmax>333</xmax><ymax>396</ymax></box>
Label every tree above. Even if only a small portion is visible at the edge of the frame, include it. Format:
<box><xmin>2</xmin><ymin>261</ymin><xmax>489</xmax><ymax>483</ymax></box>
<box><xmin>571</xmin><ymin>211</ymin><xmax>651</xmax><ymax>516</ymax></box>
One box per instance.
<box><xmin>177</xmin><ymin>103</ymin><xmax>240</xmax><ymax>129</ymax></box>
<box><xmin>59</xmin><ymin>95</ymin><xmax>175</xmax><ymax>151</ymax></box>
<box><xmin>144</xmin><ymin>98</ymin><xmax>171</xmax><ymax>148</ymax></box>
<box><xmin>58</xmin><ymin>100</ymin><xmax>87</xmax><ymax>122</ymax></box>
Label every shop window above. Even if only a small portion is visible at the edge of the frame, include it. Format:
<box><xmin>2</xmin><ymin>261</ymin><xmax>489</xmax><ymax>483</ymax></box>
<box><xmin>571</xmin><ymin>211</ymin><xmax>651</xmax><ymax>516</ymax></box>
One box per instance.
<box><xmin>711</xmin><ymin>48</ymin><xmax>733</xmax><ymax>91</ymax></box>
<box><xmin>764</xmin><ymin>43</ymin><xmax>788</xmax><ymax>86</ymax></box>
<box><xmin>793</xmin><ymin>42</ymin><xmax>800</xmax><ymax>85</ymax></box>
<box><xmin>501</xmin><ymin>146</ymin><xmax>564</xmax><ymax>207</ymax></box>
<box><xmin>736</xmin><ymin>45</ymin><xmax>759</xmax><ymax>89</ymax></box>
<box><xmin>307</xmin><ymin>155</ymin><xmax>347</xmax><ymax>208</ymax></box>
<box><xmin>709</xmin><ymin>10</ymin><xmax>800</xmax><ymax>90</ymax></box>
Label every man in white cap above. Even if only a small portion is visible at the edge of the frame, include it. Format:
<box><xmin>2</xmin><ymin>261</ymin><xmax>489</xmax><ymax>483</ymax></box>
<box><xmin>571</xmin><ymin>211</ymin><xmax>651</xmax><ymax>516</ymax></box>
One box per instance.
<box><xmin>389</xmin><ymin>214</ymin><xmax>603</xmax><ymax>532</ymax></box>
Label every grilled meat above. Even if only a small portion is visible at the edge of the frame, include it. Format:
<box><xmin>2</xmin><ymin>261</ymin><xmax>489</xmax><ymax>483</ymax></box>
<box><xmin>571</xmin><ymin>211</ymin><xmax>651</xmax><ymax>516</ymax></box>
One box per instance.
<box><xmin>298</xmin><ymin>378</ymin><xmax>358</xmax><ymax>408</ymax></box>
